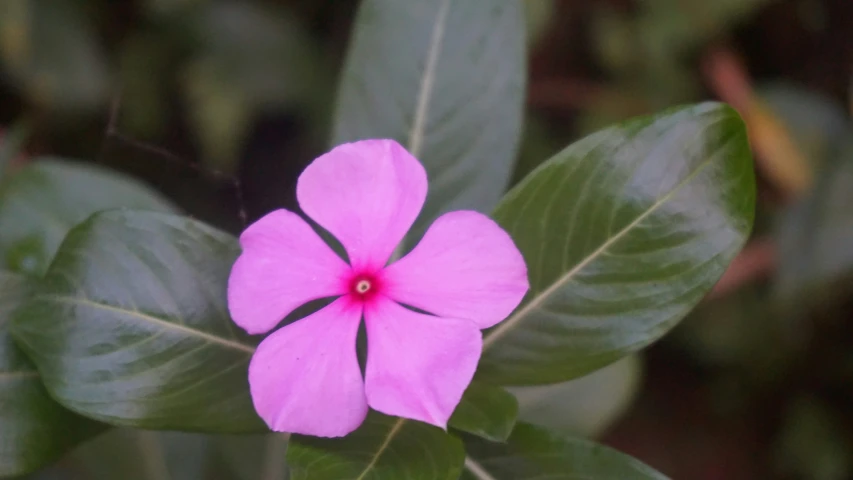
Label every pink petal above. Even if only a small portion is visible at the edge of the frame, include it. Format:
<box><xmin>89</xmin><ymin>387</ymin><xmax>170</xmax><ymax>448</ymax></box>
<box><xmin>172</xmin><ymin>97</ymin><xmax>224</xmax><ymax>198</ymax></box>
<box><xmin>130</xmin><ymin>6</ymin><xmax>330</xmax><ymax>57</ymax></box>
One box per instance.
<box><xmin>248</xmin><ymin>297</ymin><xmax>367</xmax><ymax>437</ymax></box>
<box><xmin>383</xmin><ymin>210</ymin><xmax>529</xmax><ymax>329</ymax></box>
<box><xmin>228</xmin><ymin>209</ymin><xmax>350</xmax><ymax>335</ymax></box>
<box><xmin>364</xmin><ymin>296</ymin><xmax>481</xmax><ymax>429</ymax></box>
<box><xmin>296</xmin><ymin>139</ymin><xmax>427</xmax><ymax>271</ymax></box>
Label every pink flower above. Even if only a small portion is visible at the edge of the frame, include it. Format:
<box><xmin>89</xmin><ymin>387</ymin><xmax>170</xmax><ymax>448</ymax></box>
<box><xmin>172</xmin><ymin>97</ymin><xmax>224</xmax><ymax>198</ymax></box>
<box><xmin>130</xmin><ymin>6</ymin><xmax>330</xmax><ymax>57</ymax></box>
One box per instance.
<box><xmin>227</xmin><ymin>139</ymin><xmax>529</xmax><ymax>437</ymax></box>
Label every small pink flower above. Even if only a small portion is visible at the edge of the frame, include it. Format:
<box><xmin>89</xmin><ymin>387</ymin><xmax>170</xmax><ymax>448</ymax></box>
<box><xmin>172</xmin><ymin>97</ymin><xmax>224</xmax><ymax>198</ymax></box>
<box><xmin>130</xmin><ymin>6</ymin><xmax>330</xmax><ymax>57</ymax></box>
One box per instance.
<box><xmin>227</xmin><ymin>139</ymin><xmax>529</xmax><ymax>437</ymax></box>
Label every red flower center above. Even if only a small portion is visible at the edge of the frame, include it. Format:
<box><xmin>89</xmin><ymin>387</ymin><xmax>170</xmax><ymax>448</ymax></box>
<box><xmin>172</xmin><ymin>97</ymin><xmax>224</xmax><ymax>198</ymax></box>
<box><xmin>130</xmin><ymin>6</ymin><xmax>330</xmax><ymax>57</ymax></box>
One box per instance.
<box><xmin>348</xmin><ymin>271</ymin><xmax>382</xmax><ymax>302</ymax></box>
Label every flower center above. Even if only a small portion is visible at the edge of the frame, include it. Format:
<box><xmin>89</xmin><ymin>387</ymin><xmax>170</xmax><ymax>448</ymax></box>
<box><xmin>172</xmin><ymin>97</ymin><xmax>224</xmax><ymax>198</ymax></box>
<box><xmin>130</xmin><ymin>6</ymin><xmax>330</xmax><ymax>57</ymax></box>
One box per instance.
<box><xmin>355</xmin><ymin>279</ymin><xmax>371</xmax><ymax>294</ymax></box>
<box><xmin>349</xmin><ymin>272</ymin><xmax>382</xmax><ymax>301</ymax></box>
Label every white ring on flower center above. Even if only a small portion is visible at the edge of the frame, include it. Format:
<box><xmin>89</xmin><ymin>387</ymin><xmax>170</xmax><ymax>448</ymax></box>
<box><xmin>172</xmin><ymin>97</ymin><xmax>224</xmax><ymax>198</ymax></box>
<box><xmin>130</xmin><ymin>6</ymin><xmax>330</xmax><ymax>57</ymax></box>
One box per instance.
<box><xmin>355</xmin><ymin>280</ymin><xmax>371</xmax><ymax>294</ymax></box>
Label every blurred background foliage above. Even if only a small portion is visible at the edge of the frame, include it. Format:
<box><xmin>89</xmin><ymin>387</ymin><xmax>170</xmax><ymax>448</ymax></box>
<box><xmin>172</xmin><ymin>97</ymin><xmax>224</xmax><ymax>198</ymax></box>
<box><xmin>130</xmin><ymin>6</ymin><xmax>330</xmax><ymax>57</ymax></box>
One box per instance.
<box><xmin>1</xmin><ymin>0</ymin><xmax>853</xmax><ymax>478</ymax></box>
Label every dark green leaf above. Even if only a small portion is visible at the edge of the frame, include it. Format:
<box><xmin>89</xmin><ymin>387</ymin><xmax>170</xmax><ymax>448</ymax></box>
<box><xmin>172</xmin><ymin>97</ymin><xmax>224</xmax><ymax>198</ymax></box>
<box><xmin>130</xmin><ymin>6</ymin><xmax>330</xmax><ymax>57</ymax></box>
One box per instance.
<box><xmin>332</xmin><ymin>0</ymin><xmax>526</xmax><ymax>241</ymax></box>
<box><xmin>287</xmin><ymin>412</ymin><xmax>464</xmax><ymax>480</ymax></box>
<box><xmin>448</xmin><ymin>381</ymin><xmax>518</xmax><ymax>442</ymax></box>
<box><xmin>775</xmin><ymin>140</ymin><xmax>853</xmax><ymax>314</ymax></box>
<box><xmin>0</xmin><ymin>271</ymin><xmax>102</xmax><ymax>477</ymax></box>
<box><xmin>10</xmin><ymin>210</ymin><xmax>265</xmax><ymax>432</ymax></box>
<box><xmin>462</xmin><ymin>422</ymin><xmax>668</xmax><ymax>479</ymax></box>
<box><xmin>479</xmin><ymin>103</ymin><xmax>755</xmax><ymax>384</ymax></box>
<box><xmin>0</xmin><ymin>158</ymin><xmax>177</xmax><ymax>276</ymax></box>
<box><xmin>509</xmin><ymin>355</ymin><xmax>641</xmax><ymax>438</ymax></box>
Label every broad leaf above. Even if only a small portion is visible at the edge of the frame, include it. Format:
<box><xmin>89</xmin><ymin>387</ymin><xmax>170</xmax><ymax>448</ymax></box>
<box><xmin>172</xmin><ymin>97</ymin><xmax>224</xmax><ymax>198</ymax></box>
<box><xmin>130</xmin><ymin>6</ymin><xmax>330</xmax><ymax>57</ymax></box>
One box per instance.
<box><xmin>287</xmin><ymin>412</ymin><xmax>464</xmax><ymax>480</ymax></box>
<box><xmin>775</xmin><ymin>139</ymin><xmax>853</xmax><ymax>314</ymax></box>
<box><xmin>332</xmin><ymin>0</ymin><xmax>526</xmax><ymax>240</ymax></box>
<box><xmin>10</xmin><ymin>210</ymin><xmax>265</xmax><ymax>432</ymax></box>
<box><xmin>449</xmin><ymin>381</ymin><xmax>518</xmax><ymax>442</ymax></box>
<box><xmin>509</xmin><ymin>355</ymin><xmax>641</xmax><ymax>437</ymax></box>
<box><xmin>479</xmin><ymin>103</ymin><xmax>755</xmax><ymax>384</ymax></box>
<box><xmin>0</xmin><ymin>158</ymin><xmax>177</xmax><ymax>275</ymax></box>
<box><xmin>0</xmin><ymin>271</ymin><xmax>102</xmax><ymax>477</ymax></box>
<box><xmin>462</xmin><ymin>422</ymin><xmax>668</xmax><ymax>479</ymax></box>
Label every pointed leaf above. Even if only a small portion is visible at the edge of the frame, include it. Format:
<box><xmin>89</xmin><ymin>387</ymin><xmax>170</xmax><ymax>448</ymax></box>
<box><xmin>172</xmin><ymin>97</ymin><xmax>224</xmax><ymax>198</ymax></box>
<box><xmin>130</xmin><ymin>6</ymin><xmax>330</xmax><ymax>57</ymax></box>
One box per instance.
<box><xmin>332</xmin><ymin>0</ymin><xmax>526</xmax><ymax>239</ymax></box>
<box><xmin>462</xmin><ymin>422</ymin><xmax>668</xmax><ymax>479</ymax></box>
<box><xmin>449</xmin><ymin>381</ymin><xmax>518</xmax><ymax>442</ymax></box>
<box><xmin>0</xmin><ymin>271</ymin><xmax>103</xmax><ymax>477</ymax></box>
<box><xmin>0</xmin><ymin>158</ymin><xmax>177</xmax><ymax>276</ymax></box>
<box><xmin>287</xmin><ymin>412</ymin><xmax>464</xmax><ymax>480</ymax></box>
<box><xmin>479</xmin><ymin>103</ymin><xmax>755</xmax><ymax>384</ymax></box>
<box><xmin>10</xmin><ymin>210</ymin><xmax>265</xmax><ymax>432</ymax></box>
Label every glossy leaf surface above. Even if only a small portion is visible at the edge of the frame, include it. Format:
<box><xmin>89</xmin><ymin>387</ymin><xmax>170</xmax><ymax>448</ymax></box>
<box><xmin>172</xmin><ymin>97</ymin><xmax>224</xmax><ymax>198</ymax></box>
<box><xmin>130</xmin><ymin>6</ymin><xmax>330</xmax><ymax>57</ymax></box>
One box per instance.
<box><xmin>479</xmin><ymin>103</ymin><xmax>755</xmax><ymax>384</ymax></box>
<box><xmin>0</xmin><ymin>271</ymin><xmax>102</xmax><ymax>477</ymax></box>
<box><xmin>287</xmin><ymin>413</ymin><xmax>464</xmax><ymax>480</ymax></box>
<box><xmin>10</xmin><ymin>210</ymin><xmax>264</xmax><ymax>432</ymax></box>
<box><xmin>448</xmin><ymin>381</ymin><xmax>518</xmax><ymax>442</ymax></box>
<box><xmin>332</xmin><ymin>0</ymin><xmax>526</xmax><ymax>240</ymax></box>
<box><xmin>462</xmin><ymin>422</ymin><xmax>668</xmax><ymax>479</ymax></box>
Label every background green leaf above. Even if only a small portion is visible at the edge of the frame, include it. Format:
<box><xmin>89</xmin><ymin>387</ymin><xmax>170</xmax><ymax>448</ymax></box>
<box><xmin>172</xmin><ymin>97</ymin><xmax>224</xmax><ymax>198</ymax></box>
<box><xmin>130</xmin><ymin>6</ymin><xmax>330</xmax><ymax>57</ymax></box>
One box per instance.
<box><xmin>462</xmin><ymin>422</ymin><xmax>668</xmax><ymax>479</ymax></box>
<box><xmin>478</xmin><ymin>102</ymin><xmax>755</xmax><ymax>385</ymax></box>
<box><xmin>10</xmin><ymin>210</ymin><xmax>264</xmax><ymax>433</ymax></box>
<box><xmin>0</xmin><ymin>158</ymin><xmax>177</xmax><ymax>275</ymax></box>
<box><xmin>331</xmin><ymin>0</ymin><xmax>526</xmax><ymax>242</ymax></box>
<box><xmin>287</xmin><ymin>412</ymin><xmax>464</xmax><ymax>480</ymax></box>
<box><xmin>0</xmin><ymin>271</ymin><xmax>102</xmax><ymax>477</ymax></box>
<box><xmin>448</xmin><ymin>381</ymin><xmax>518</xmax><ymax>443</ymax></box>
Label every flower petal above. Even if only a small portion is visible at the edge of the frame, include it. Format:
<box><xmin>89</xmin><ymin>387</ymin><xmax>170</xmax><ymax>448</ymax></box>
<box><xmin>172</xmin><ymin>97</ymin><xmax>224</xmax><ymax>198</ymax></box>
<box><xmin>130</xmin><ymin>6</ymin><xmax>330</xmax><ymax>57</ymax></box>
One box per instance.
<box><xmin>364</xmin><ymin>296</ymin><xmax>481</xmax><ymax>429</ymax></box>
<box><xmin>228</xmin><ymin>209</ymin><xmax>350</xmax><ymax>335</ymax></box>
<box><xmin>296</xmin><ymin>139</ymin><xmax>427</xmax><ymax>271</ymax></box>
<box><xmin>248</xmin><ymin>297</ymin><xmax>367</xmax><ymax>437</ymax></box>
<box><xmin>383</xmin><ymin>210</ymin><xmax>529</xmax><ymax>329</ymax></box>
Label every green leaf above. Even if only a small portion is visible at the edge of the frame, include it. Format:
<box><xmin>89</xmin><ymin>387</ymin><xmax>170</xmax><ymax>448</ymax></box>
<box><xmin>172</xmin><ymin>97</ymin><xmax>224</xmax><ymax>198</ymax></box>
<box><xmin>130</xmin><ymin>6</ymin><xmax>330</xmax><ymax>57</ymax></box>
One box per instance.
<box><xmin>0</xmin><ymin>158</ymin><xmax>177</xmax><ymax>275</ymax></box>
<box><xmin>332</xmin><ymin>0</ymin><xmax>526</xmax><ymax>240</ymax></box>
<box><xmin>479</xmin><ymin>102</ymin><xmax>756</xmax><ymax>385</ymax></box>
<box><xmin>10</xmin><ymin>210</ymin><xmax>265</xmax><ymax>433</ymax></box>
<box><xmin>509</xmin><ymin>355</ymin><xmax>642</xmax><ymax>438</ymax></box>
<box><xmin>287</xmin><ymin>412</ymin><xmax>464</xmax><ymax>480</ymax></box>
<box><xmin>448</xmin><ymin>381</ymin><xmax>518</xmax><ymax>442</ymax></box>
<box><xmin>775</xmin><ymin>139</ymin><xmax>853</xmax><ymax>314</ymax></box>
<box><xmin>0</xmin><ymin>271</ymin><xmax>102</xmax><ymax>477</ymax></box>
<box><xmin>462</xmin><ymin>422</ymin><xmax>668</xmax><ymax>479</ymax></box>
